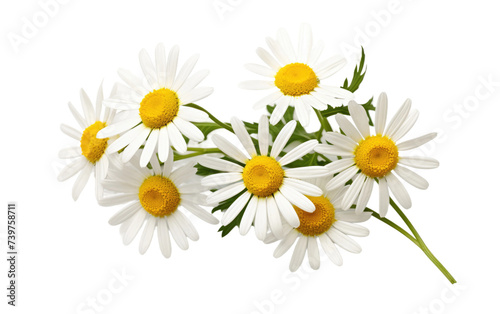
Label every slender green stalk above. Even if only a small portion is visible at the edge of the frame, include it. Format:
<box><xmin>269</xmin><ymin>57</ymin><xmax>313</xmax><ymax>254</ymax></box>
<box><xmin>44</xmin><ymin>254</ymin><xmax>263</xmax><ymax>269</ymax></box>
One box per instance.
<box><xmin>389</xmin><ymin>199</ymin><xmax>456</xmax><ymax>284</ymax></box>
<box><xmin>314</xmin><ymin>108</ymin><xmax>333</xmax><ymax>133</ymax></box>
<box><xmin>174</xmin><ymin>148</ymin><xmax>222</xmax><ymax>161</ymax></box>
<box><xmin>184</xmin><ymin>103</ymin><xmax>233</xmax><ymax>133</ymax></box>
<box><xmin>365</xmin><ymin>208</ymin><xmax>418</xmax><ymax>246</ymax></box>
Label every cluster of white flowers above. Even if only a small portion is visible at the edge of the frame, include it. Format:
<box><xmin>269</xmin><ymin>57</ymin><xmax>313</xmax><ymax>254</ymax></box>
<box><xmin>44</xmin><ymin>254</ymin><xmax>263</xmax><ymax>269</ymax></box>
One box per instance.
<box><xmin>58</xmin><ymin>24</ymin><xmax>449</xmax><ymax>278</ymax></box>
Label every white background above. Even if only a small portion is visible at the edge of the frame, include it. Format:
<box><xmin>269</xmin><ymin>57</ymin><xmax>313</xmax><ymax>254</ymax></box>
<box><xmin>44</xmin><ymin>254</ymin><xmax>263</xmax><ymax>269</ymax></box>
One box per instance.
<box><xmin>1</xmin><ymin>0</ymin><xmax>499</xmax><ymax>313</ymax></box>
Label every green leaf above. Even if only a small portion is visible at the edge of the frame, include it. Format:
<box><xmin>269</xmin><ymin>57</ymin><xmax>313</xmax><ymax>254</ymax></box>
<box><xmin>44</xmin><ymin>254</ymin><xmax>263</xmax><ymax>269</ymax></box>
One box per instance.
<box><xmin>218</xmin><ymin>209</ymin><xmax>245</xmax><ymax>237</ymax></box>
<box><xmin>342</xmin><ymin>46</ymin><xmax>367</xmax><ymax>93</ymax></box>
<box><xmin>192</xmin><ymin>122</ymin><xmax>224</xmax><ymax>140</ymax></box>
<box><xmin>321</xmin><ymin>97</ymin><xmax>375</xmax><ymax>126</ymax></box>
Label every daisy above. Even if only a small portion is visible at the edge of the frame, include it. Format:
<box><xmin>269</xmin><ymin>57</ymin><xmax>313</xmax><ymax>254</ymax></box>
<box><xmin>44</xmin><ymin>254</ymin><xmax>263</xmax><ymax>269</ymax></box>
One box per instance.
<box><xmin>58</xmin><ymin>84</ymin><xmax>119</xmax><ymax>200</ymax></box>
<box><xmin>97</xmin><ymin>43</ymin><xmax>213</xmax><ymax>167</ymax></box>
<box><xmin>315</xmin><ymin>93</ymin><xmax>439</xmax><ymax>217</ymax></box>
<box><xmin>265</xmin><ymin>177</ymin><xmax>371</xmax><ymax>272</ymax></box>
<box><xmin>99</xmin><ymin>150</ymin><xmax>218</xmax><ymax>257</ymax></box>
<box><xmin>200</xmin><ymin>115</ymin><xmax>329</xmax><ymax>240</ymax></box>
<box><xmin>240</xmin><ymin>24</ymin><xmax>354</xmax><ymax>127</ymax></box>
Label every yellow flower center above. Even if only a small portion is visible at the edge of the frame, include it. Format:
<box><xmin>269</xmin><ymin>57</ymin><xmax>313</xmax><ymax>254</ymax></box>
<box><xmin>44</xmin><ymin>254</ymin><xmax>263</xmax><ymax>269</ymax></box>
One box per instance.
<box><xmin>294</xmin><ymin>196</ymin><xmax>336</xmax><ymax>236</ymax></box>
<box><xmin>139</xmin><ymin>88</ymin><xmax>180</xmax><ymax>129</ymax></box>
<box><xmin>354</xmin><ymin>135</ymin><xmax>399</xmax><ymax>178</ymax></box>
<box><xmin>138</xmin><ymin>175</ymin><xmax>180</xmax><ymax>217</ymax></box>
<box><xmin>274</xmin><ymin>63</ymin><xmax>318</xmax><ymax>97</ymax></box>
<box><xmin>80</xmin><ymin>121</ymin><xmax>108</xmax><ymax>163</ymax></box>
<box><xmin>242</xmin><ymin>156</ymin><xmax>284</xmax><ymax>197</ymax></box>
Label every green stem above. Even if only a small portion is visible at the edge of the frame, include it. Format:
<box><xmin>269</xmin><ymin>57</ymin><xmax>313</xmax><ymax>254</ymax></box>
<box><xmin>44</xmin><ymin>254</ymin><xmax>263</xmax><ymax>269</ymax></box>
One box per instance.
<box><xmin>184</xmin><ymin>103</ymin><xmax>233</xmax><ymax>133</ymax></box>
<box><xmin>174</xmin><ymin>148</ymin><xmax>222</xmax><ymax>161</ymax></box>
<box><xmin>388</xmin><ymin>199</ymin><xmax>457</xmax><ymax>284</ymax></box>
<box><xmin>365</xmin><ymin>208</ymin><xmax>418</xmax><ymax>246</ymax></box>
<box><xmin>314</xmin><ymin>108</ymin><xmax>332</xmax><ymax>133</ymax></box>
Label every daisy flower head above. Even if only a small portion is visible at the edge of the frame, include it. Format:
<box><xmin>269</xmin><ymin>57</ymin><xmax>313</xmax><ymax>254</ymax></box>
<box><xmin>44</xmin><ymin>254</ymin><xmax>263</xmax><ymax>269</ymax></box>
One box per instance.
<box><xmin>58</xmin><ymin>83</ymin><xmax>119</xmax><ymax>200</ymax></box>
<box><xmin>315</xmin><ymin>93</ymin><xmax>439</xmax><ymax>217</ymax></box>
<box><xmin>99</xmin><ymin>150</ymin><xmax>218</xmax><ymax>258</ymax></box>
<box><xmin>240</xmin><ymin>23</ymin><xmax>354</xmax><ymax>127</ymax></box>
<box><xmin>265</xmin><ymin>176</ymin><xmax>371</xmax><ymax>272</ymax></box>
<box><xmin>97</xmin><ymin>43</ymin><xmax>213</xmax><ymax>167</ymax></box>
<box><xmin>199</xmin><ymin>115</ymin><xmax>329</xmax><ymax>240</ymax></box>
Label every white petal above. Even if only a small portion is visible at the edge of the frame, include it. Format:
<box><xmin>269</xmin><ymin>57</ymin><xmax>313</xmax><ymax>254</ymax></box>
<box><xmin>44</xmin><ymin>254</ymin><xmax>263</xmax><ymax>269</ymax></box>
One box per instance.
<box><xmin>325</xmin><ymin>158</ymin><xmax>355</xmax><ymax>175</ymax></box>
<box><xmin>335</xmin><ymin>114</ymin><xmax>363</xmax><ymax>143</ymax></box>
<box><xmin>392</xmin><ymin>110</ymin><xmax>419</xmax><ymax>142</ymax></box>
<box><xmin>269</xmin><ymin>96</ymin><xmax>291</xmax><ymax>125</ymax></box>
<box><xmin>397</xmin><ymin>133</ymin><xmax>437</xmax><ymax>151</ymax></box>
<box><xmin>97</xmin><ymin>116</ymin><xmax>141</xmax><ymax>138</ymax></box>
<box><xmin>297</xmin><ymin>23</ymin><xmax>312</xmax><ymax>63</ymax></box>
<box><xmin>324</xmin><ymin>132</ymin><xmax>357</xmax><ymax>152</ymax></box>
<box><xmin>285</xmin><ymin>166</ymin><xmax>329</xmax><ymax>179</ymax></box>
<box><xmin>290</xmin><ymin>236</ymin><xmax>307</xmax><ymax>272</ymax></box>
<box><xmin>182</xmin><ymin>201</ymin><xmax>219</xmax><ymax>224</ymax></box>
<box><xmin>139</xmin><ymin>215</ymin><xmax>156</xmax><ymax>254</ymax></box>
<box><xmin>121</xmin><ymin>126</ymin><xmax>150</xmax><ymax>163</ymax></box>
<box><xmin>336</xmin><ymin>209</ymin><xmax>372</xmax><ymax>223</ymax></box>
<box><xmin>60</xmin><ymin>124</ymin><xmax>81</xmax><ymax>141</ymax></box>
<box><xmin>385</xmin><ymin>99</ymin><xmax>411</xmax><ymax>138</ymax></box>
<box><xmin>164</xmin><ymin>45</ymin><xmax>179</xmax><ymax>89</ymax></box>
<box><xmin>258</xmin><ymin>115</ymin><xmax>270</xmax><ymax>156</ymax></box>
<box><xmin>386</xmin><ymin>172</ymin><xmax>412</xmax><ymax>209</ymax></box>
<box><xmin>277</xmin><ymin>28</ymin><xmax>296</xmax><ymax>60</ymax></box>
<box><xmin>326</xmin><ymin>166</ymin><xmax>358</xmax><ymax>191</ymax></box>
<box><xmin>274</xmin><ymin>191</ymin><xmax>300</xmax><ymax>228</ymax></box>
<box><xmin>348</xmin><ymin>101</ymin><xmax>370</xmax><ymax>138</ymax></box>
<box><xmin>244</xmin><ymin>63</ymin><xmax>275</xmax><ymax>77</ymax></box>
<box><xmin>334</xmin><ymin>221</ymin><xmax>369</xmax><ymax>237</ymax></box>
<box><xmin>177</xmin><ymin>69</ymin><xmax>209</xmax><ymax>96</ymax></box>
<box><xmin>178</xmin><ymin>106</ymin><xmax>209</xmax><ymax>122</ymax></box>
<box><xmin>239</xmin><ymin>195</ymin><xmax>259</xmax><ymax>235</ymax></box>
<box><xmin>139</xmin><ymin>48</ymin><xmax>158</xmax><ymax>89</ymax></box>
<box><xmin>274</xmin><ymin>230</ymin><xmax>298</xmax><ymax>258</ymax></box>
<box><xmin>256</xmin><ymin>47</ymin><xmax>281</xmax><ymax>71</ymax></box>
<box><xmin>379</xmin><ymin>177</ymin><xmax>389</xmax><ymax>217</ymax></box>
<box><xmin>266</xmin><ymin>37</ymin><xmax>289</xmax><ymax>65</ymax></box>
<box><xmin>198</xmin><ymin>156</ymin><xmax>243</xmax><ymax>173</ymax></box>
<box><xmin>174</xmin><ymin>211</ymin><xmax>199</xmax><ymax>241</ymax></box>
<box><xmin>283</xmin><ymin>178</ymin><xmax>322</xmax><ymax>196</ymax></box>
<box><xmin>279</xmin><ymin>139</ymin><xmax>317</xmax><ymax>166</ymax></box>
<box><xmin>180</xmin><ymin>86</ymin><xmax>213</xmax><ymax>104</ymax></box>
<box><xmin>252</xmin><ymin>91</ymin><xmax>283</xmax><ymax>110</ymax></box>
<box><xmin>117</xmin><ymin>69</ymin><xmax>147</xmax><ymax>95</ymax></box>
<box><xmin>254</xmin><ymin>197</ymin><xmax>268</xmax><ymax>241</ymax></box>
<box><xmin>68</xmin><ymin>101</ymin><xmax>86</xmax><ymax>129</ymax></box>
<box><xmin>266</xmin><ymin>196</ymin><xmax>283</xmax><ymax>239</ymax></box>
<box><xmin>355</xmin><ymin>177</ymin><xmax>374</xmax><ymax>215</ymax></box>
<box><xmin>394</xmin><ymin>165</ymin><xmax>429</xmax><ymax>190</ymax></box>
<box><xmin>212</xmin><ymin>134</ymin><xmax>249</xmax><ymax>163</ymax></box>
<box><xmin>155</xmin><ymin>43</ymin><xmax>168</xmax><ymax>87</ymax></box>
<box><xmin>172</xmin><ymin>53</ymin><xmax>199</xmax><ymax>91</ymax></box>
<box><xmin>58</xmin><ymin>158</ymin><xmax>86</xmax><ymax>181</ymax></box>
<box><xmin>167</xmin><ymin>215</ymin><xmax>189</xmax><ymax>250</ymax></box>
<box><xmin>231</xmin><ymin>117</ymin><xmax>257</xmax><ymax>157</ymax></box>
<box><xmin>157</xmin><ymin>218</ymin><xmax>172</xmax><ymax>258</ymax></box>
<box><xmin>206</xmin><ymin>182</ymin><xmax>246</xmax><ymax>205</ymax></box>
<box><xmin>72</xmin><ymin>163</ymin><xmax>93</xmax><ymax>200</ymax></box>
<box><xmin>326</xmin><ymin>228</ymin><xmax>361</xmax><ymax>253</ymax></box>
<box><xmin>162</xmin><ymin>148</ymin><xmax>174</xmax><ymax>177</ymax></box>
<box><xmin>314</xmin><ymin>144</ymin><xmax>353</xmax><ymax>157</ymax></box>
<box><xmin>315</xmin><ymin>56</ymin><xmax>346</xmax><ymax>79</ymax></box>
<box><xmin>99</xmin><ymin>194</ymin><xmax>137</xmax><ymax>207</ymax></box>
<box><xmin>80</xmin><ymin>89</ymin><xmax>95</xmax><ymax>125</ymax></box>
<box><xmin>202</xmin><ymin>172</ymin><xmax>242</xmax><ymax>187</ymax></box>
<box><xmin>341</xmin><ymin>174</ymin><xmax>366</xmax><ymax>210</ymax></box>
<box><xmin>280</xmin><ymin>184</ymin><xmax>315</xmax><ymax>212</ymax></box>
<box><xmin>399</xmin><ymin>156</ymin><xmax>439</xmax><ymax>169</ymax></box>
<box><xmin>157</xmin><ymin>127</ymin><xmax>170</xmax><ymax>162</ymax></box>
<box><xmin>307</xmin><ymin>237</ymin><xmax>320</xmax><ymax>270</ymax></box>
<box><xmin>375</xmin><ymin>92</ymin><xmax>388</xmax><ymax>135</ymax></box>
<box><xmin>319</xmin><ymin>234</ymin><xmax>343</xmax><ymax>266</ymax></box>
<box><xmin>109</xmin><ymin>202</ymin><xmax>142</xmax><ymax>225</ymax></box>
<box><xmin>169</xmin><ymin>163</ymin><xmax>197</xmax><ymax>185</ymax></box>
<box><xmin>308</xmin><ymin>40</ymin><xmax>324</xmax><ymax>66</ymax></box>
<box><xmin>270</xmin><ymin>120</ymin><xmax>296</xmax><ymax>158</ymax></box>
<box><xmin>173</xmin><ymin>117</ymin><xmax>204</xmax><ymax>142</ymax></box>
<box><xmin>139</xmin><ymin>129</ymin><xmax>159</xmax><ymax>167</ymax></box>
<box><xmin>123</xmin><ymin>210</ymin><xmax>146</xmax><ymax>245</ymax></box>
<box><xmin>167</xmin><ymin>123</ymin><xmax>187</xmax><ymax>153</ymax></box>
<box><xmin>59</xmin><ymin>146</ymin><xmax>82</xmax><ymax>159</ymax></box>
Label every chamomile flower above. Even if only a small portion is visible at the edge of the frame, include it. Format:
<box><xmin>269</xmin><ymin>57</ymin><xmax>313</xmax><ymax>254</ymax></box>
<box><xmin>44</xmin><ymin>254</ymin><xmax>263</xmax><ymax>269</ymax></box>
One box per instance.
<box><xmin>200</xmin><ymin>116</ymin><xmax>329</xmax><ymax>240</ymax></box>
<box><xmin>97</xmin><ymin>43</ymin><xmax>213</xmax><ymax>167</ymax></box>
<box><xmin>240</xmin><ymin>24</ymin><xmax>354</xmax><ymax>127</ymax></box>
<box><xmin>58</xmin><ymin>84</ymin><xmax>119</xmax><ymax>200</ymax></box>
<box><xmin>315</xmin><ymin>93</ymin><xmax>439</xmax><ymax>217</ymax></box>
<box><xmin>99</xmin><ymin>151</ymin><xmax>218</xmax><ymax>257</ymax></box>
<box><xmin>265</xmin><ymin>177</ymin><xmax>370</xmax><ymax>271</ymax></box>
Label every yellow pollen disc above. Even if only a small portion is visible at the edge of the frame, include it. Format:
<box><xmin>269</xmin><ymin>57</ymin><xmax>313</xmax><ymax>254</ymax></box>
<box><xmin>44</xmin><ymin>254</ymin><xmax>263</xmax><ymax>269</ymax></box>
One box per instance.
<box><xmin>354</xmin><ymin>135</ymin><xmax>399</xmax><ymax>178</ymax></box>
<box><xmin>139</xmin><ymin>88</ymin><xmax>180</xmax><ymax>129</ymax></box>
<box><xmin>294</xmin><ymin>196</ymin><xmax>336</xmax><ymax>236</ymax></box>
<box><xmin>242</xmin><ymin>156</ymin><xmax>284</xmax><ymax>197</ymax></box>
<box><xmin>138</xmin><ymin>175</ymin><xmax>180</xmax><ymax>217</ymax></box>
<box><xmin>80</xmin><ymin>121</ymin><xmax>108</xmax><ymax>163</ymax></box>
<box><xmin>274</xmin><ymin>63</ymin><xmax>319</xmax><ymax>97</ymax></box>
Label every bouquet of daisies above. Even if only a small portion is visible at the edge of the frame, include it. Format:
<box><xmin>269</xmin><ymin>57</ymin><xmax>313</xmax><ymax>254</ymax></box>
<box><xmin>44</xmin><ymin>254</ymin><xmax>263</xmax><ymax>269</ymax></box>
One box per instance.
<box><xmin>58</xmin><ymin>24</ymin><xmax>455</xmax><ymax>283</ymax></box>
